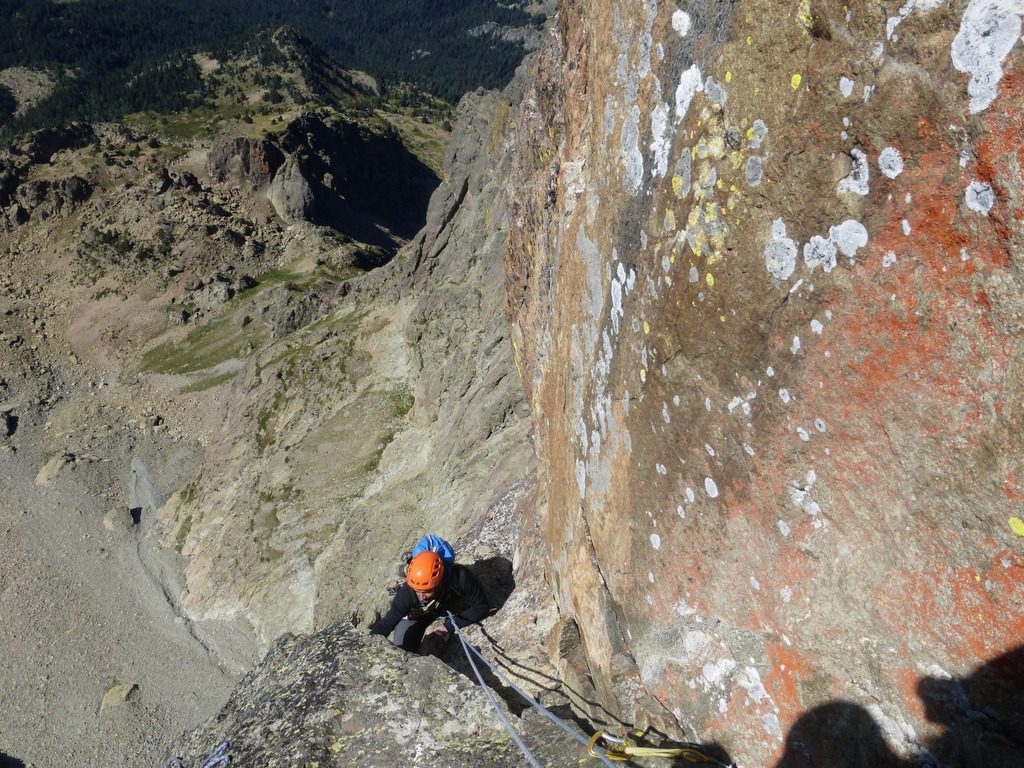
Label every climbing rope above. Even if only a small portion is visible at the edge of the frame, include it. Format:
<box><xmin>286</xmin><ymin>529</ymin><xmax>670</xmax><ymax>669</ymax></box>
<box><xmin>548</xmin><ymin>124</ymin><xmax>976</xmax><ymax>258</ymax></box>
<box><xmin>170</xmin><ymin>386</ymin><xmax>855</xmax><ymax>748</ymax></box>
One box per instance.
<box><xmin>449</xmin><ymin>614</ymin><xmax>736</xmax><ymax>767</ymax></box>
<box><xmin>451</xmin><ymin>614</ymin><xmax>545</xmax><ymax>768</ymax></box>
<box><xmin>160</xmin><ymin>740</ymin><xmax>230</xmax><ymax>768</ymax></box>
<box><xmin>448</xmin><ymin>613</ymin><xmax>618</xmax><ymax>767</ymax></box>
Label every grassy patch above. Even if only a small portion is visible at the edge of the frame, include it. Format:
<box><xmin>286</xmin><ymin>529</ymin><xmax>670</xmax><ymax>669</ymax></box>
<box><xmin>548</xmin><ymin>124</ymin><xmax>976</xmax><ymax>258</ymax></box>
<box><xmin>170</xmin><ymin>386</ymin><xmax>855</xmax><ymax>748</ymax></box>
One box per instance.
<box><xmin>141</xmin><ymin>315</ymin><xmax>263</xmax><ymax>374</ymax></box>
<box><xmin>387</xmin><ymin>384</ymin><xmax>415</xmax><ymax>418</ymax></box>
<box><xmin>179</xmin><ymin>370</ymin><xmax>238</xmax><ymax>393</ymax></box>
<box><xmin>126</xmin><ymin>102</ymin><xmax>294</xmax><ymax>142</ymax></box>
<box><xmin>362</xmin><ymin>430</ymin><xmax>395</xmax><ymax>475</ymax></box>
<box><xmin>174</xmin><ymin>514</ymin><xmax>193</xmax><ymax>553</ymax></box>
<box><xmin>256</xmin><ymin>387</ymin><xmax>287</xmax><ymax>452</ymax></box>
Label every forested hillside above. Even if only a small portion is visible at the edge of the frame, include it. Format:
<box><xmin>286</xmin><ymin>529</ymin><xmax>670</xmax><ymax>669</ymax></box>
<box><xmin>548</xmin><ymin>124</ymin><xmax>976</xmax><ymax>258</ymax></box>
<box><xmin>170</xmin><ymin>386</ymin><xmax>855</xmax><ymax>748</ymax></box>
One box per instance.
<box><xmin>0</xmin><ymin>0</ymin><xmax>541</xmax><ymax>136</ymax></box>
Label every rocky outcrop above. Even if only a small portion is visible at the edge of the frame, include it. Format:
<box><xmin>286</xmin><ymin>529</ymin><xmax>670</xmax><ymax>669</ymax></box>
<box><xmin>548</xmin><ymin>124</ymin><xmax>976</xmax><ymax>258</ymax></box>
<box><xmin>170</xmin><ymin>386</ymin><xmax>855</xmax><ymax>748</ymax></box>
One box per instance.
<box><xmin>9</xmin><ymin>175</ymin><xmax>92</xmax><ymax>222</ymax></box>
<box><xmin>207</xmin><ymin>137</ymin><xmax>284</xmax><ymax>189</ymax></box>
<box><xmin>507</xmin><ymin>1</ymin><xmax>1023</xmax><ymax>766</ymax></box>
<box><xmin>0</xmin><ymin>123</ymin><xmax>95</xmax><ymax>218</ymax></box>
<box><xmin>267</xmin><ymin>155</ymin><xmax>316</xmax><ymax>223</ymax></box>
<box><xmin>264</xmin><ymin>111</ymin><xmax>440</xmax><ymax>247</ymax></box>
<box><xmin>165</xmin><ymin>623</ymin><xmax>587</xmax><ymax>768</ymax></box>
<box><xmin>7</xmin><ymin>122</ymin><xmax>95</xmax><ymax>165</ymax></box>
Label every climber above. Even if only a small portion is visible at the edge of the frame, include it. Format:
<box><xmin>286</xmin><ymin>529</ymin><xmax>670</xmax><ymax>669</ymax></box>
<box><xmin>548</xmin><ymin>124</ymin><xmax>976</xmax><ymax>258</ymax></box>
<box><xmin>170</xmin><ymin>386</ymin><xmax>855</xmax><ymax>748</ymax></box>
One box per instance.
<box><xmin>369</xmin><ymin>550</ymin><xmax>489</xmax><ymax>654</ymax></box>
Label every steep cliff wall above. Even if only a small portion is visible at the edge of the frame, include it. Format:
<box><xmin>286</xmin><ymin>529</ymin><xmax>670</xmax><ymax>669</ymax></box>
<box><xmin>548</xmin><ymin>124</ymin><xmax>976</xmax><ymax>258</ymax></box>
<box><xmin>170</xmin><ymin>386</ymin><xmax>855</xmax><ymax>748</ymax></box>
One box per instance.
<box><xmin>507</xmin><ymin>1</ymin><xmax>1023</xmax><ymax>765</ymax></box>
<box><xmin>158</xmin><ymin>88</ymin><xmax>535</xmax><ymax>648</ymax></box>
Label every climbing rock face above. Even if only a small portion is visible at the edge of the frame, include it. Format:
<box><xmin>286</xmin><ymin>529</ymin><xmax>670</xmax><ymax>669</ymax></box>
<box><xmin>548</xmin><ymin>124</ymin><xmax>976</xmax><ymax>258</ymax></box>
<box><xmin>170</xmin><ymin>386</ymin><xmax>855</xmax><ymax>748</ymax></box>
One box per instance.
<box><xmin>165</xmin><ymin>623</ymin><xmax>585</xmax><ymax>768</ymax></box>
<box><xmin>507</xmin><ymin>1</ymin><xmax>1023</xmax><ymax>765</ymax></box>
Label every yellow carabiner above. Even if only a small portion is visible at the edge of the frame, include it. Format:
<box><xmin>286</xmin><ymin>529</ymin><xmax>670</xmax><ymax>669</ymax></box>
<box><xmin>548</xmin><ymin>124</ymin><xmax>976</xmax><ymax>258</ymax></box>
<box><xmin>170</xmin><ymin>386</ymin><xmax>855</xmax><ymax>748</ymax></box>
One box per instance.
<box><xmin>588</xmin><ymin>730</ymin><xmax>728</xmax><ymax>765</ymax></box>
<box><xmin>587</xmin><ymin>731</ymin><xmax>629</xmax><ymax>762</ymax></box>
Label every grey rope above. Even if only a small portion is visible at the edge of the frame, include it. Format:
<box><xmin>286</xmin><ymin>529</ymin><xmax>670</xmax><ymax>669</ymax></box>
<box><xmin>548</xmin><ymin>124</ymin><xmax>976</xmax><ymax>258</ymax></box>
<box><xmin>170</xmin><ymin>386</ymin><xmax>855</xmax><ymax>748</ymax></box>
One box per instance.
<box><xmin>450</xmin><ymin>614</ymin><xmax>544</xmax><ymax>768</ymax></box>
<box><xmin>447</xmin><ymin>613</ymin><xmax>616</xmax><ymax>768</ymax></box>
<box><xmin>160</xmin><ymin>740</ymin><xmax>229</xmax><ymax>768</ymax></box>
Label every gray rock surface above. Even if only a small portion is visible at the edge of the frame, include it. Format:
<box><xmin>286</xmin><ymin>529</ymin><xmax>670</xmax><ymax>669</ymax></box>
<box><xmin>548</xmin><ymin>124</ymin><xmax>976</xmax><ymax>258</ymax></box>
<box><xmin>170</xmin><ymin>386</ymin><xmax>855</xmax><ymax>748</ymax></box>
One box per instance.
<box><xmin>165</xmin><ymin>623</ymin><xmax>586</xmax><ymax>768</ymax></box>
<box><xmin>267</xmin><ymin>156</ymin><xmax>316</xmax><ymax>223</ymax></box>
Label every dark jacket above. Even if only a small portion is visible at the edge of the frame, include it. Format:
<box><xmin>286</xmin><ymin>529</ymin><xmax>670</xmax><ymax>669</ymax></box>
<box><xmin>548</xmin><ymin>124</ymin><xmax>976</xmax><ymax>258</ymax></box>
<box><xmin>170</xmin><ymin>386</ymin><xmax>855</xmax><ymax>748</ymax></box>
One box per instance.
<box><xmin>369</xmin><ymin>563</ymin><xmax>489</xmax><ymax>637</ymax></box>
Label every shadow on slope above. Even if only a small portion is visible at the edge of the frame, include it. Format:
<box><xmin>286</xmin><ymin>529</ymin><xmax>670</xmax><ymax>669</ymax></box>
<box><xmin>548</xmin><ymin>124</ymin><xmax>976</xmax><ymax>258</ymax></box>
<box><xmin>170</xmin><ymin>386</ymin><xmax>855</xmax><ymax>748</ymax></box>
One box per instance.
<box><xmin>775</xmin><ymin>645</ymin><xmax>1024</xmax><ymax>768</ymax></box>
<box><xmin>275</xmin><ymin>112</ymin><xmax>440</xmax><ymax>252</ymax></box>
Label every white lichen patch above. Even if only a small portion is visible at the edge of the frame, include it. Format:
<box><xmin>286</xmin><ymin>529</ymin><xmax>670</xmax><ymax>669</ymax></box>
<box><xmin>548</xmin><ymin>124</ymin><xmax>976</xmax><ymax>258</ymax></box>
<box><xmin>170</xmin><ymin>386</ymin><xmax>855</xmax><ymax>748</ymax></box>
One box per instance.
<box><xmin>839</xmin><ymin>76</ymin><xmax>855</xmax><ymax>97</ymax></box>
<box><xmin>829</xmin><ymin>220</ymin><xmax>870</xmax><ymax>259</ymax></box>
<box><xmin>951</xmin><ymin>0</ymin><xmax>1023</xmax><ymax>113</ymax></box>
<box><xmin>746</xmin><ymin>156</ymin><xmax>764</xmax><ymax>186</ymax></box>
<box><xmin>704</xmin><ymin>477</ymin><xmax>719</xmax><ymax>498</ymax></box>
<box><xmin>672</xmin><ymin>8</ymin><xmax>693</xmax><ymax>36</ymax></box>
<box><xmin>675</xmin><ymin>65</ymin><xmax>704</xmax><ymax>122</ymax></box>
<box><xmin>749</xmin><ymin>119</ymin><xmax>769</xmax><ymax>149</ymax></box>
<box><xmin>837</xmin><ymin>148</ymin><xmax>870</xmax><ymax>196</ymax></box>
<box><xmin>702</xmin><ymin>658</ymin><xmax>736</xmax><ymax>688</ymax></box>
<box><xmin>878</xmin><ymin>147</ymin><xmax>904</xmax><ymax>178</ymax></box>
<box><xmin>965</xmin><ymin>180</ymin><xmax>995</xmax><ymax>214</ymax></box>
<box><xmin>737</xmin><ymin>666</ymin><xmax>770</xmax><ymax>703</ymax></box>
<box><xmin>650</xmin><ymin>102</ymin><xmax>672</xmax><ymax>178</ymax></box>
<box><xmin>765</xmin><ymin>219</ymin><xmax>798</xmax><ymax>280</ymax></box>
<box><xmin>804</xmin><ymin>235</ymin><xmax>838</xmax><ymax>273</ymax></box>
<box><xmin>622</xmin><ymin>104</ymin><xmax>645</xmax><ymax>193</ymax></box>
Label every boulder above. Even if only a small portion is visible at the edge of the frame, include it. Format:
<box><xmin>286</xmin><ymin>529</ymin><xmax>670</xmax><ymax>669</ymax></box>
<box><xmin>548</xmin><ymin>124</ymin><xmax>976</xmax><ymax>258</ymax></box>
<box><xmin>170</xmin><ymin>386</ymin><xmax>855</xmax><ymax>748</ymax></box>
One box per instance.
<box><xmin>267</xmin><ymin>156</ymin><xmax>316</xmax><ymax>223</ymax></box>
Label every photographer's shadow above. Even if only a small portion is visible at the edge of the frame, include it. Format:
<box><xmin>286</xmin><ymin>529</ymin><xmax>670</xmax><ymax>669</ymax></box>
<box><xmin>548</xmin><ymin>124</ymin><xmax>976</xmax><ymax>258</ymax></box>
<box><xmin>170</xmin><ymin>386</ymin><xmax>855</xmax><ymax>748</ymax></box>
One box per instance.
<box><xmin>775</xmin><ymin>645</ymin><xmax>1024</xmax><ymax>768</ymax></box>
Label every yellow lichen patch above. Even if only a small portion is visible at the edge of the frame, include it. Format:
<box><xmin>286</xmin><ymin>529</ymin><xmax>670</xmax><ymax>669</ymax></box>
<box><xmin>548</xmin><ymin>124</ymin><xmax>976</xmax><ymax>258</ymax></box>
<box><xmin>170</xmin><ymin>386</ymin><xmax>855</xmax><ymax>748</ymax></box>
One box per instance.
<box><xmin>746</xmin><ymin>35</ymin><xmax>753</xmax><ymax>44</ymax></box>
<box><xmin>706</xmin><ymin>273</ymin><xmax>715</xmax><ymax>287</ymax></box>
<box><xmin>643</xmin><ymin>320</ymin><xmax>651</xmax><ymax>335</ymax></box>
<box><xmin>720</xmin><ymin>315</ymin><xmax>726</xmax><ymax>322</ymax></box>
<box><xmin>746</xmin><ymin>126</ymin><xmax>755</xmax><ymax>141</ymax></box>
<box><xmin>798</xmin><ymin>0</ymin><xmax>814</xmax><ymax>33</ymax></box>
<box><xmin>730</xmin><ymin>151</ymin><xmax>745</xmax><ymax>170</ymax></box>
<box><xmin>707</xmin><ymin>135</ymin><xmax>726</xmax><ymax>158</ymax></box>
<box><xmin>664</xmin><ymin>209</ymin><xmax>677</xmax><ymax>232</ymax></box>
<box><xmin>640</xmin><ymin>369</ymin><xmax>648</xmax><ymax>383</ymax></box>
<box><xmin>726</xmin><ymin>71</ymin><xmax>733</xmax><ymax>83</ymax></box>
<box><xmin>791</xmin><ymin>73</ymin><xmax>803</xmax><ymax>90</ymax></box>
<box><xmin>1010</xmin><ymin>517</ymin><xmax>1024</xmax><ymax>536</ymax></box>
<box><xmin>698</xmin><ymin>162</ymin><xmax>716</xmax><ymax>190</ymax></box>
<box><xmin>672</xmin><ymin>175</ymin><xmax>685</xmax><ymax>197</ymax></box>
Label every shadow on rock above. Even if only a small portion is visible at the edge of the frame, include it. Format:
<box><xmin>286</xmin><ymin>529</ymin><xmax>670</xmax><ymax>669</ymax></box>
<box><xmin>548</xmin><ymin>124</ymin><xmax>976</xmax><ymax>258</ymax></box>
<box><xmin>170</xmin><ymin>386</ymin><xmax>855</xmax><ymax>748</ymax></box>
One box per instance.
<box><xmin>271</xmin><ymin>112</ymin><xmax>440</xmax><ymax>253</ymax></box>
<box><xmin>466</xmin><ymin>555</ymin><xmax>515</xmax><ymax>613</ymax></box>
<box><xmin>918</xmin><ymin>645</ymin><xmax>1024</xmax><ymax>767</ymax></box>
<box><xmin>0</xmin><ymin>754</ymin><xmax>26</xmax><ymax>768</ymax></box>
<box><xmin>774</xmin><ymin>645</ymin><xmax>1024</xmax><ymax>768</ymax></box>
<box><xmin>775</xmin><ymin>701</ymin><xmax>905</xmax><ymax>768</ymax></box>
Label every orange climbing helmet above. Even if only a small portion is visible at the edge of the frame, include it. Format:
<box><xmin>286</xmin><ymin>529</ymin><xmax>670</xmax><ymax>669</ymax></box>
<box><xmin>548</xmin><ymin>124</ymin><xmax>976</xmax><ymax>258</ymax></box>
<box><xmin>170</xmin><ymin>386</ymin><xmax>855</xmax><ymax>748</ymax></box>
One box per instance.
<box><xmin>407</xmin><ymin>551</ymin><xmax>445</xmax><ymax>591</ymax></box>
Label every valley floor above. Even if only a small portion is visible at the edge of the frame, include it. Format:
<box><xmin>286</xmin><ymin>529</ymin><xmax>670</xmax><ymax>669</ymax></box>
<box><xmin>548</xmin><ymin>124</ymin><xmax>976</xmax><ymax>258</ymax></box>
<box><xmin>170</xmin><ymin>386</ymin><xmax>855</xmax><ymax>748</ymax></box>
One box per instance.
<box><xmin>0</xmin><ymin>423</ymin><xmax>254</xmax><ymax>767</ymax></box>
